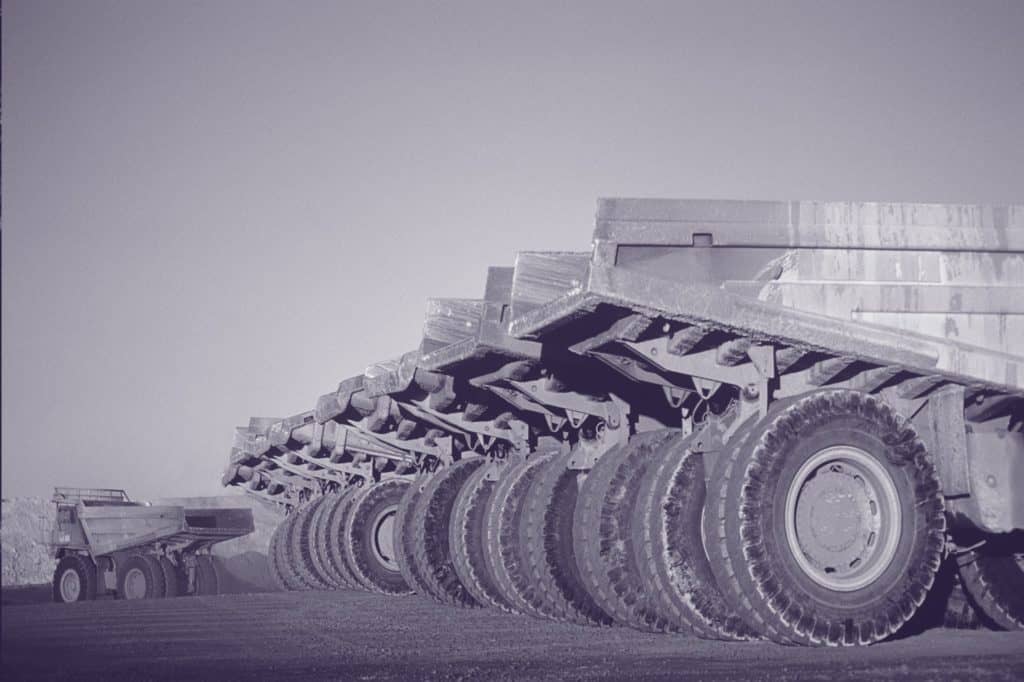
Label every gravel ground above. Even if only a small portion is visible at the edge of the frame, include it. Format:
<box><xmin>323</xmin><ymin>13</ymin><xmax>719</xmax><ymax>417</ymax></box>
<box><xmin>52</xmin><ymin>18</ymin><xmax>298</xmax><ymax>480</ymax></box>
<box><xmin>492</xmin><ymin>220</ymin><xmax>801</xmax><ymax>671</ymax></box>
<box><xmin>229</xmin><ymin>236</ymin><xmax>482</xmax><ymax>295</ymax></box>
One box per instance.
<box><xmin>3</xmin><ymin>589</ymin><xmax>1023</xmax><ymax>681</ymax></box>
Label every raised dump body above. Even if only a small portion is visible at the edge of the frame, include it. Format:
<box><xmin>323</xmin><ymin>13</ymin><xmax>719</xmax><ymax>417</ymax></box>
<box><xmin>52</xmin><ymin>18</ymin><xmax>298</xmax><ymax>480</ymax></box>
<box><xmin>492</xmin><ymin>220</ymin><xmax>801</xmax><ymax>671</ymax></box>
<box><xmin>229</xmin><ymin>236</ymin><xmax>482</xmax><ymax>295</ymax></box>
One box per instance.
<box><xmin>225</xmin><ymin>198</ymin><xmax>1024</xmax><ymax>645</ymax></box>
<box><xmin>51</xmin><ymin>487</ymin><xmax>254</xmax><ymax>603</ymax></box>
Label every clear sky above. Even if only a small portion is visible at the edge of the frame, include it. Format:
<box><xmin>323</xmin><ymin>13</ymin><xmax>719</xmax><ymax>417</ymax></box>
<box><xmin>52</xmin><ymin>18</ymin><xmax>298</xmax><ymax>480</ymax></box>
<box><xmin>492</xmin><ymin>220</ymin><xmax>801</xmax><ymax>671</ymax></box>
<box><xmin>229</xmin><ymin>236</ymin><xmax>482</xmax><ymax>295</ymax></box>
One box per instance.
<box><xmin>3</xmin><ymin>0</ymin><xmax>1022</xmax><ymax>501</ymax></box>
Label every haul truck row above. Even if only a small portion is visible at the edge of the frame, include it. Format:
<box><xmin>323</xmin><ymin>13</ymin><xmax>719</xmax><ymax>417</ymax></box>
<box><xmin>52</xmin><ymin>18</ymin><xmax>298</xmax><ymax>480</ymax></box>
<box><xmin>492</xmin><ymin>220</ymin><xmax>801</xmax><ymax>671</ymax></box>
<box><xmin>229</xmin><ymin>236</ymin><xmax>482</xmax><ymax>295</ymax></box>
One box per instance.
<box><xmin>221</xmin><ymin>198</ymin><xmax>1023</xmax><ymax>646</ymax></box>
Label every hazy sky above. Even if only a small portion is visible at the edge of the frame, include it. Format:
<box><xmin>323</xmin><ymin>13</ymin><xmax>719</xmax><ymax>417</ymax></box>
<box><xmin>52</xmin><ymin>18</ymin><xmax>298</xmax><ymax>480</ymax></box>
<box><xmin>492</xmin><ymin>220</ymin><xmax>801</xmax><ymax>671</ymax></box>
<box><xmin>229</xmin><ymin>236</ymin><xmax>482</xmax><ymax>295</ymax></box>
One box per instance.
<box><xmin>3</xmin><ymin>1</ymin><xmax>1023</xmax><ymax>501</ymax></box>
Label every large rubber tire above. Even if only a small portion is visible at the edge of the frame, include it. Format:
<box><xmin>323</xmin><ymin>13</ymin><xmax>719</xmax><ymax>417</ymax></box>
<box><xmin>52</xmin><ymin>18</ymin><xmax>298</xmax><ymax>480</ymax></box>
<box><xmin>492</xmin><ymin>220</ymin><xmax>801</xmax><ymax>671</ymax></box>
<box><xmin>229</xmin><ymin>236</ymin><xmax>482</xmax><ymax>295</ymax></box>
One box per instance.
<box><xmin>957</xmin><ymin>534</ymin><xmax>1024</xmax><ymax>630</ymax></box>
<box><xmin>450</xmin><ymin>463</ymin><xmax>519</xmax><ymax>614</ymax></box>
<box><xmin>158</xmin><ymin>557</ymin><xmax>182</xmax><ymax>598</ymax></box>
<box><xmin>267</xmin><ymin>517</ymin><xmax>290</xmax><ymax>591</ymax></box>
<box><xmin>577</xmin><ymin>428</ymin><xmax>679</xmax><ymax>630</ymax></box>
<box><xmin>275</xmin><ymin>513</ymin><xmax>308</xmax><ymax>590</ymax></box>
<box><xmin>316</xmin><ymin>487</ymin><xmax>362</xmax><ymax>589</ymax></box>
<box><xmin>143</xmin><ymin>555</ymin><xmax>168</xmax><ymax>598</ymax></box>
<box><xmin>53</xmin><ymin>555</ymin><xmax>98</xmax><ymax>603</ymax></box>
<box><xmin>290</xmin><ymin>497</ymin><xmax>332</xmax><ymax>590</ymax></box>
<box><xmin>411</xmin><ymin>457</ymin><xmax>484</xmax><ymax>607</ymax></box>
<box><xmin>118</xmin><ymin>554</ymin><xmax>161</xmax><ymax>599</ymax></box>
<box><xmin>308</xmin><ymin>492</ymin><xmax>342</xmax><ymax>589</ymax></box>
<box><xmin>328</xmin><ymin>483</ymin><xmax>368</xmax><ymax>590</ymax></box>
<box><xmin>484</xmin><ymin>453</ymin><xmax>557</xmax><ymax>620</ymax></box>
<box><xmin>194</xmin><ymin>555</ymin><xmax>220</xmax><ymax>596</ymax></box>
<box><xmin>635</xmin><ymin>430</ymin><xmax>757</xmax><ymax>640</ymax></box>
<box><xmin>522</xmin><ymin>448</ymin><xmax>613</xmax><ymax>626</ymax></box>
<box><xmin>944</xmin><ymin>573</ymin><xmax>982</xmax><ymax>630</ymax></box>
<box><xmin>575</xmin><ymin>430</ymin><xmax>680</xmax><ymax>632</ymax></box>
<box><xmin>705</xmin><ymin>390</ymin><xmax>946</xmax><ymax>646</ymax></box>
<box><xmin>395</xmin><ymin>474</ymin><xmax>432</xmax><ymax>596</ymax></box>
<box><xmin>343</xmin><ymin>479</ymin><xmax>413</xmax><ymax>595</ymax></box>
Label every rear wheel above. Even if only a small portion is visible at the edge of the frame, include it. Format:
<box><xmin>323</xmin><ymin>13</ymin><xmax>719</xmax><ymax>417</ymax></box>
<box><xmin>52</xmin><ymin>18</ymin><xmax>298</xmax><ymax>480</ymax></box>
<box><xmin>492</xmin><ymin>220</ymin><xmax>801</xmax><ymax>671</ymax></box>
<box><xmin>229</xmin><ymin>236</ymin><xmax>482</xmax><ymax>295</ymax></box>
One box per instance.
<box><xmin>637</xmin><ymin>430</ymin><xmax>756</xmax><ymax>640</ymax></box>
<box><xmin>706</xmin><ymin>390</ymin><xmax>946</xmax><ymax>646</ymax></box>
<box><xmin>320</xmin><ymin>486</ymin><xmax>363</xmax><ymax>589</ymax></box>
<box><xmin>158</xmin><ymin>557</ymin><xmax>182</xmax><ymax>598</ymax></box>
<box><xmin>576</xmin><ymin>430</ymin><xmax>679</xmax><ymax>633</ymax></box>
<box><xmin>450</xmin><ymin>463</ymin><xmax>519</xmax><ymax>613</ymax></box>
<box><xmin>944</xmin><ymin>572</ymin><xmax>981</xmax><ymax>630</ymax></box>
<box><xmin>143</xmin><ymin>555</ymin><xmax>168</xmax><ymax>598</ymax></box>
<box><xmin>344</xmin><ymin>478</ymin><xmax>413</xmax><ymax>595</ymax></box>
<box><xmin>275</xmin><ymin>513</ymin><xmax>307</xmax><ymax>590</ymax></box>
<box><xmin>309</xmin><ymin>491</ymin><xmax>342</xmax><ymax>589</ymax></box>
<box><xmin>411</xmin><ymin>457</ymin><xmax>484</xmax><ymax>607</ymax></box>
<box><xmin>327</xmin><ymin>484</ymin><xmax>367</xmax><ymax>591</ymax></box>
<box><xmin>194</xmin><ymin>555</ymin><xmax>220</xmax><ymax>596</ymax></box>
<box><xmin>957</xmin><ymin>534</ymin><xmax>1024</xmax><ymax>630</ymax></box>
<box><xmin>484</xmin><ymin>452</ymin><xmax>557</xmax><ymax>620</ymax></box>
<box><xmin>290</xmin><ymin>497</ymin><xmax>332</xmax><ymax>590</ymax></box>
<box><xmin>522</xmin><ymin>448</ymin><xmax>613</xmax><ymax>626</ymax></box>
<box><xmin>53</xmin><ymin>555</ymin><xmax>97</xmax><ymax>603</ymax></box>
<box><xmin>119</xmin><ymin>554</ymin><xmax>161</xmax><ymax>599</ymax></box>
<box><xmin>267</xmin><ymin>518</ymin><xmax>290</xmax><ymax>591</ymax></box>
<box><xmin>395</xmin><ymin>475</ymin><xmax>431</xmax><ymax>595</ymax></box>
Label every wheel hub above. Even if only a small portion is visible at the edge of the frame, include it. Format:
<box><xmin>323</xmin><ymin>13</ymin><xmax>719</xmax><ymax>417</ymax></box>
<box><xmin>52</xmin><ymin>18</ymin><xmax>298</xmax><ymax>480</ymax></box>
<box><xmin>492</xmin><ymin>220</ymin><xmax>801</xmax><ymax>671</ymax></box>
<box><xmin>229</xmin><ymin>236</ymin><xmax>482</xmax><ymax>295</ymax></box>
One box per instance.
<box><xmin>785</xmin><ymin>446</ymin><xmax>902</xmax><ymax>592</ymax></box>
<box><xmin>60</xmin><ymin>568</ymin><xmax>81</xmax><ymax>602</ymax></box>
<box><xmin>123</xmin><ymin>567</ymin><xmax>147</xmax><ymax>599</ymax></box>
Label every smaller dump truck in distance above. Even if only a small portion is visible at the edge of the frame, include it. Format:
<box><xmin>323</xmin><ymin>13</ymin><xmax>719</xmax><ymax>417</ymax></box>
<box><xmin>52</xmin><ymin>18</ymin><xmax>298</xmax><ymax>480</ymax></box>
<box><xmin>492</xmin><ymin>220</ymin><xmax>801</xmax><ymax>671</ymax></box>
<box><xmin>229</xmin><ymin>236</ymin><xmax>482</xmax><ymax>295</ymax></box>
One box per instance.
<box><xmin>50</xmin><ymin>487</ymin><xmax>255</xmax><ymax>602</ymax></box>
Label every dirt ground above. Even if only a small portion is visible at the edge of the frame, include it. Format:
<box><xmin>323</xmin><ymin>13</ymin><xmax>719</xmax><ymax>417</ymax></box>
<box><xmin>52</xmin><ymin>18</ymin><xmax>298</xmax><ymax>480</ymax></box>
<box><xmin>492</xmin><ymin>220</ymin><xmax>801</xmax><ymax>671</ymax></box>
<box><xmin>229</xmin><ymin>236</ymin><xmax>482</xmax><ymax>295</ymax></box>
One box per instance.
<box><xmin>3</xmin><ymin>589</ymin><xmax>1023</xmax><ymax>681</ymax></box>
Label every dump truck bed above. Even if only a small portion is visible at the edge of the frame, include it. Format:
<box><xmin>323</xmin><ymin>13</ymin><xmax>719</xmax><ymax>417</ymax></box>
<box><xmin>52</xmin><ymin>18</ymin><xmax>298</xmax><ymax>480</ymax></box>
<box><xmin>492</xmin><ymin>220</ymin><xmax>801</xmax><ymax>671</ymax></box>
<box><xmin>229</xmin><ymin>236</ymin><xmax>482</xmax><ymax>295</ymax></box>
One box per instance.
<box><xmin>76</xmin><ymin>504</ymin><xmax>254</xmax><ymax>557</ymax></box>
<box><xmin>506</xmin><ymin>199</ymin><xmax>1022</xmax><ymax>394</ymax></box>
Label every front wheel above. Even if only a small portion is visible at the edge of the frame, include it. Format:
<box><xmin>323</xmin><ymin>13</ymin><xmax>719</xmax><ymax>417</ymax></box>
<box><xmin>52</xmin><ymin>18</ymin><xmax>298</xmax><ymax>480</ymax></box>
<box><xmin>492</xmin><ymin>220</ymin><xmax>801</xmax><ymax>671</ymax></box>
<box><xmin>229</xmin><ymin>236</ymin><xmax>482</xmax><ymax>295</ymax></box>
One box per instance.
<box><xmin>53</xmin><ymin>555</ymin><xmax>98</xmax><ymax>603</ymax></box>
<box><xmin>706</xmin><ymin>390</ymin><xmax>946</xmax><ymax>646</ymax></box>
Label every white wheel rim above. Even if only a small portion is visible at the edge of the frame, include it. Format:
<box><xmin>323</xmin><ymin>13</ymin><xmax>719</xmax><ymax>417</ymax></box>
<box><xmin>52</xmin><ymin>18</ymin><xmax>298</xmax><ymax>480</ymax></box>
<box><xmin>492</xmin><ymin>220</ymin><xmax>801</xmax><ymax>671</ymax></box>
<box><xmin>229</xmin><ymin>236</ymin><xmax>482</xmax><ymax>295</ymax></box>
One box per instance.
<box><xmin>371</xmin><ymin>505</ymin><xmax>399</xmax><ymax>571</ymax></box>
<box><xmin>60</xmin><ymin>568</ymin><xmax>81</xmax><ymax>602</ymax></box>
<box><xmin>123</xmin><ymin>567</ymin><xmax>148</xmax><ymax>599</ymax></box>
<box><xmin>784</xmin><ymin>445</ymin><xmax>902</xmax><ymax>592</ymax></box>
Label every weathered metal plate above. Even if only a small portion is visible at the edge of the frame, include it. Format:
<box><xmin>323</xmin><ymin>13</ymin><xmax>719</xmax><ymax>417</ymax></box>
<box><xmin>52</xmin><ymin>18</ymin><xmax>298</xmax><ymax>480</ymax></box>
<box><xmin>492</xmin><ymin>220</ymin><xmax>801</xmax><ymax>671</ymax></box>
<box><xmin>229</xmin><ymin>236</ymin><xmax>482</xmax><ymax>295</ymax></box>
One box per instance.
<box><xmin>509</xmin><ymin>251</ymin><xmax>590</xmax><ymax>321</ymax></box>
<box><xmin>364</xmin><ymin>351</ymin><xmax>419</xmax><ymax>398</ymax></box>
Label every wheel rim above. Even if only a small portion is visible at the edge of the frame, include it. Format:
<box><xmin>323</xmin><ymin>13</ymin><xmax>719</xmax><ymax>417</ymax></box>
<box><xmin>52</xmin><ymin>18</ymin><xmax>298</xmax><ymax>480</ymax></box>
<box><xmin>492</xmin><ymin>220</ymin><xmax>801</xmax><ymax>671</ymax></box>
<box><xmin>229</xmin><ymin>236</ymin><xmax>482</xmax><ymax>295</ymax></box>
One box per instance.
<box><xmin>60</xmin><ymin>568</ymin><xmax>81</xmax><ymax>602</ymax></box>
<box><xmin>784</xmin><ymin>445</ymin><xmax>902</xmax><ymax>592</ymax></box>
<box><xmin>370</xmin><ymin>505</ymin><xmax>399</xmax><ymax>571</ymax></box>
<box><xmin>123</xmin><ymin>567</ymin><xmax>148</xmax><ymax>599</ymax></box>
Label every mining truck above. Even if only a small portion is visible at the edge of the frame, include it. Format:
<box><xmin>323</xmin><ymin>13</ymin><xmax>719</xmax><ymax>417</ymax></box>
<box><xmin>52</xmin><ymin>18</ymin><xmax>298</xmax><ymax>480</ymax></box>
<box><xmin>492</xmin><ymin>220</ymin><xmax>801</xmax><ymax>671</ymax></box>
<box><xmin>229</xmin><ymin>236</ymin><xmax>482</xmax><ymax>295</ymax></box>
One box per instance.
<box><xmin>224</xmin><ymin>199</ymin><xmax>1023</xmax><ymax>645</ymax></box>
<box><xmin>51</xmin><ymin>487</ymin><xmax>254</xmax><ymax>602</ymax></box>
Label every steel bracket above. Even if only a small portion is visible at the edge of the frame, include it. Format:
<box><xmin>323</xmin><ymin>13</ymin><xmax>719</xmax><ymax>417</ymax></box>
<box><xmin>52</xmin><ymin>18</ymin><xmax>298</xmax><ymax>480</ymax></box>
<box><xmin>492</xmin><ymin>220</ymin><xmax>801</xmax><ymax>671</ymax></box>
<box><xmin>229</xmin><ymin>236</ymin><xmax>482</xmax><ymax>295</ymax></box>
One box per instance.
<box><xmin>567</xmin><ymin>420</ymin><xmax>630</xmax><ymax>471</ymax></box>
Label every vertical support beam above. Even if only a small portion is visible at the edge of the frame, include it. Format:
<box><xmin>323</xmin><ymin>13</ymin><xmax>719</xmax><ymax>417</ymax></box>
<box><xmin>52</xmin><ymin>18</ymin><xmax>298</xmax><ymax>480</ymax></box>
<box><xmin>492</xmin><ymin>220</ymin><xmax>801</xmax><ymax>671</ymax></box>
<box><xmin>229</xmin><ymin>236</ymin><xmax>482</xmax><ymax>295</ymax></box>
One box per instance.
<box><xmin>912</xmin><ymin>384</ymin><xmax>970</xmax><ymax>497</ymax></box>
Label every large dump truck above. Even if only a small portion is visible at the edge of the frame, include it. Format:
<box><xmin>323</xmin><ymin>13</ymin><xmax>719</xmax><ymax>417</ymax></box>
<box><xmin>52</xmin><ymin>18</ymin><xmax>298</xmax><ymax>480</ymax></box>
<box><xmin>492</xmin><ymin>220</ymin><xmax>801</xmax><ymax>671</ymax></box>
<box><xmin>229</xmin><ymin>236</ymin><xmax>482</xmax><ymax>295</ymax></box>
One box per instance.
<box><xmin>51</xmin><ymin>487</ymin><xmax>254</xmax><ymax>602</ymax></box>
<box><xmin>224</xmin><ymin>199</ymin><xmax>1023</xmax><ymax>646</ymax></box>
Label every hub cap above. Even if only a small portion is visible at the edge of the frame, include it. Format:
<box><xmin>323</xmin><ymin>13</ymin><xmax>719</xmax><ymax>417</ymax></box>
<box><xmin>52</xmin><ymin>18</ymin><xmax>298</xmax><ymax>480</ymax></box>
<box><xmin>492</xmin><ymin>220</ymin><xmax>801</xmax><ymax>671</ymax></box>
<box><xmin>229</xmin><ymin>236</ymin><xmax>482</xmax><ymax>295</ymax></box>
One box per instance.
<box><xmin>59</xmin><ymin>568</ymin><xmax>81</xmax><ymax>602</ymax></box>
<box><xmin>371</xmin><ymin>505</ymin><xmax>399</xmax><ymax>572</ymax></box>
<box><xmin>784</xmin><ymin>445</ymin><xmax>901</xmax><ymax>592</ymax></box>
<box><xmin>123</xmin><ymin>567</ymin><xmax>148</xmax><ymax>599</ymax></box>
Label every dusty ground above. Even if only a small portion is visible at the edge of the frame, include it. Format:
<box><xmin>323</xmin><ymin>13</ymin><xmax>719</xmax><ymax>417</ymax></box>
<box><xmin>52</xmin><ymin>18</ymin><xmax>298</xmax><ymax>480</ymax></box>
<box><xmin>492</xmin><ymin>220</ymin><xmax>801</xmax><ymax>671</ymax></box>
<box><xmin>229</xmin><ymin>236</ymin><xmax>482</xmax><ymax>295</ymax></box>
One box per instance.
<box><xmin>3</xmin><ymin>589</ymin><xmax>1023</xmax><ymax>681</ymax></box>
